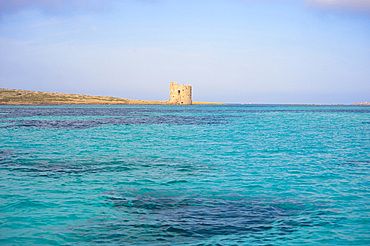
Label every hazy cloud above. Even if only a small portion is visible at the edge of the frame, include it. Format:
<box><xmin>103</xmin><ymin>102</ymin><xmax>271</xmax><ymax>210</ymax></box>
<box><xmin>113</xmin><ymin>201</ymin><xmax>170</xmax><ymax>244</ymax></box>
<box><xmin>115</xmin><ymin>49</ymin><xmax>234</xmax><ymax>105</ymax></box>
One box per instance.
<box><xmin>2</xmin><ymin>0</ymin><xmax>370</xmax><ymax>17</ymax></box>
<box><xmin>240</xmin><ymin>0</ymin><xmax>370</xmax><ymax>14</ymax></box>
<box><xmin>0</xmin><ymin>0</ymin><xmax>108</xmax><ymax>17</ymax></box>
<box><xmin>305</xmin><ymin>0</ymin><xmax>370</xmax><ymax>12</ymax></box>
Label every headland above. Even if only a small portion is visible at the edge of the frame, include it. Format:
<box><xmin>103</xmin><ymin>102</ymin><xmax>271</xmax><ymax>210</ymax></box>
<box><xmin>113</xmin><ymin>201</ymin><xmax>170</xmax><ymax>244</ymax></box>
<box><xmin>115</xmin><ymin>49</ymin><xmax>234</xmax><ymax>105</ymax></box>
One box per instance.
<box><xmin>1</xmin><ymin>87</ymin><xmax>366</xmax><ymax>106</ymax></box>
<box><xmin>0</xmin><ymin>88</ymin><xmax>224</xmax><ymax>105</ymax></box>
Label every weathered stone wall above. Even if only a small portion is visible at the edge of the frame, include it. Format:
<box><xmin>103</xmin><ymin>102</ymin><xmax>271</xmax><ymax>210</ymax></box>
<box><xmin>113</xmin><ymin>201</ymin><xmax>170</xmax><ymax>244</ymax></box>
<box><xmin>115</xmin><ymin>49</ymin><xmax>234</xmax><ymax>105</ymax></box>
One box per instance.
<box><xmin>168</xmin><ymin>82</ymin><xmax>192</xmax><ymax>105</ymax></box>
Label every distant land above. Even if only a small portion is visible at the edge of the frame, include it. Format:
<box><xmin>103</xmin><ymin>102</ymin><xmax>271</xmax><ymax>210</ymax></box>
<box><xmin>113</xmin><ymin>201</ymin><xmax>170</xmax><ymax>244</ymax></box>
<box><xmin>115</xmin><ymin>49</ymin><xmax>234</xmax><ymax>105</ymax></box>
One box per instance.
<box><xmin>0</xmin><ymin>89</ymin><xmax>224</xmax><ymax>105</ymax></box>
<box><xmin>0</xmin><ymin>88</ymin><xmax>368</xmax><ymax>106</ymax></box>
<box><xmin>352</xmin><ymin>102</ymin><xmax>370</xmax><ymax>106</ymax></box>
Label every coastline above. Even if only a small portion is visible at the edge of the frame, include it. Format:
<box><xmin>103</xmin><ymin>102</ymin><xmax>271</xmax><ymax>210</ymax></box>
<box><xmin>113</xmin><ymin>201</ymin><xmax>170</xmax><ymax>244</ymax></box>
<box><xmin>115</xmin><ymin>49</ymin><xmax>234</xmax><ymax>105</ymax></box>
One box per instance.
<box><xmin>352</xmin><ymin>102</ymin><xmax>370</xmax><ymax>106</ymax></box>
<box><xmin>0</xmin><ymin>88</ymin><xmax>224</xmax><ymax>106</ymax></box>
<box><xmin>1</xmin><ymin>88</ymin><xmax>368</xmax><ymax>106</ymax></box>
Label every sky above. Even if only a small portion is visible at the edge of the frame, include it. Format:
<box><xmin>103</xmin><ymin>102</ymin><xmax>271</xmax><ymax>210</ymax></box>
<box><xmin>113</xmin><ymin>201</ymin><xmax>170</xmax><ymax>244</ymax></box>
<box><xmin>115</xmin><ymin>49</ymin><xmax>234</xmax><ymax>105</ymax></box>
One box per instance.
<box><xmin>0</xmin><ymin>0</ymin><xmax>369</xmax><ymax>104</ymax></box>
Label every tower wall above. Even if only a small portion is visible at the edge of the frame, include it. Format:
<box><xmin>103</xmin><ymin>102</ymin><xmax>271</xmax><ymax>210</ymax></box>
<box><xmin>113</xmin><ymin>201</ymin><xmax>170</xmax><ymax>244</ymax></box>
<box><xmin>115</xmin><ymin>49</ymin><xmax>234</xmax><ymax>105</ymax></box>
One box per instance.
<box><xmin>169</xmin><ymin>82</ymin><xmax>192</xmax><ymax>105</ymax></box>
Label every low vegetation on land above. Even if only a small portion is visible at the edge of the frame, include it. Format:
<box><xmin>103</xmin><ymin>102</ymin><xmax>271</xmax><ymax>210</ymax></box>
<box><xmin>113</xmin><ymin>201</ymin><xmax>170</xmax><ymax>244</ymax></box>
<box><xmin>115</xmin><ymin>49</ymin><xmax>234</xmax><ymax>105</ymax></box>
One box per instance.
<box><xmin>0</xmin><ymin>89</ymin><xmax>166</xmax><ymax>105</ymax></box>
<box><xmin>0</xmin><ymin>88</ymin><xmax>224</xmax><ymax>105</ymax></box>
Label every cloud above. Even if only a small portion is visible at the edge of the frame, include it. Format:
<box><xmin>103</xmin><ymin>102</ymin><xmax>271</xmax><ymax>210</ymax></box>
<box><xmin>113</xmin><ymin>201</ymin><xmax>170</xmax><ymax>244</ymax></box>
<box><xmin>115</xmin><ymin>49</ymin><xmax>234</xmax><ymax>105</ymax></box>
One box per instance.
<box><xmin>2</xmin><ymin>0</ymin><xmax>370</xmax><ymax>17</ymax></box>
<box><xmin>304</xmin><ymin>0</ymin><xmax>370</xmax><ymax>13</ymax></box>
<box><xmin>239</xmin><ymin>0</ymin><xmax>370</xmax><ymax>14</ymax></box>
<box><xmin>0</xmin><ymin>0</ymin><xmax>108</xmax><ymax>17</ymax></box>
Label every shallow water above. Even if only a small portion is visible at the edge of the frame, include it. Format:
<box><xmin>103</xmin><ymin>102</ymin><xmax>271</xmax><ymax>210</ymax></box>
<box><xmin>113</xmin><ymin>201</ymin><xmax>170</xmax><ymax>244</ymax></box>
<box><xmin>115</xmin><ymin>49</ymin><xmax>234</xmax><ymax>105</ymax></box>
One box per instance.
<box><xmin>0</xmin><ymin>104</ymin><xmax>369</xmax><ymax>245</ymax></box>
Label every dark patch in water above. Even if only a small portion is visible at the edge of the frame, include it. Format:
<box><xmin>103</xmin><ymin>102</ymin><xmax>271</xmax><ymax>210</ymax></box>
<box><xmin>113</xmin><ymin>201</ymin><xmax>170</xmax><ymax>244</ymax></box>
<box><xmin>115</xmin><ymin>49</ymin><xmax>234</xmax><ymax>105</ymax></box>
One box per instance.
<box><xmin>1</xmin><ymin>105</ymin><xmax>369</xmax><ymax>118</ymax></box>
<box><xmin>0</xmin><ymin>106</ymin><xmax>228</xmax><ymax>120</ymax></box>
<box><xmin>0</xmin><ymin>106</ymin><xmax>236</xmax><ymax>129</ymax></box>
<box><xmin>0</xmin><ymin>154</ymin><xmax>195</xmax><ymax>178</ymax></box>
<box><xmin>344</xmin><ymin>159</ymin><xmax>370</xmax><ymax>166</ymax></box>
<box><xmin>2</xmin><ymin>115</ymin><xmax>228</xmax><ymax>129</ymax></box>
<box><xmin>1</xmin><ymin>105</ymin><xmax>368</xmax><ymax>129</ymax></box>
<box><xmin>78</xmin><ymin>188</ymin><xmax>314</xmax><ymax>244</ymax></box>
<box><xmin>0</xmin><ymin>159</ymin><xmax>102</xmax><ymax>176</ymax></box>
<box><xmin>0</xmin><ymin>149</ymin><xmax>19</xmax><ymax>164</ymax></box>
<box><xmin>0</xmin><ymin>106</ymin><xmax>150</xmax><ymax>118</ymax></box>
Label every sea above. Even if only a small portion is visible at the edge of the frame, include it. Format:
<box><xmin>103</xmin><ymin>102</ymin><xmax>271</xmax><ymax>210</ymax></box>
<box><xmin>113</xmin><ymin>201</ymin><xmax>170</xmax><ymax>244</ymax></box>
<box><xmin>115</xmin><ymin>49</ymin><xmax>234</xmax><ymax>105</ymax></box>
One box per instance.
<box><xmin>0</xmin><ymin>104</ymin><xmax>369</xmax><ymax>245</ymax></box>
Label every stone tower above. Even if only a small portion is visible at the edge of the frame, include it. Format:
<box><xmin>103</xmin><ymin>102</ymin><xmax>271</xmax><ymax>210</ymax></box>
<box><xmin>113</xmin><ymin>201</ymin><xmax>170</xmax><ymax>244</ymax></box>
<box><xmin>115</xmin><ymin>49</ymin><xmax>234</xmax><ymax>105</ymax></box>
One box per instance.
<box><xmin>169</xmin><ymin>82</ymin><xmax>192</xmax><ymax>105</ymax></box>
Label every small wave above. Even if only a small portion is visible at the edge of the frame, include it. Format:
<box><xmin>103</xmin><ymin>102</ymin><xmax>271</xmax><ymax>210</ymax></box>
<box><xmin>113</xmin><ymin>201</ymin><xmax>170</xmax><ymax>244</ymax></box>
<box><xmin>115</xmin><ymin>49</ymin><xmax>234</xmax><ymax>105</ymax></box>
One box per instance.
<box><xmin>2</xmin><ymin>198</ymin><xmax>54</xmax><ymax>211</ymax></box>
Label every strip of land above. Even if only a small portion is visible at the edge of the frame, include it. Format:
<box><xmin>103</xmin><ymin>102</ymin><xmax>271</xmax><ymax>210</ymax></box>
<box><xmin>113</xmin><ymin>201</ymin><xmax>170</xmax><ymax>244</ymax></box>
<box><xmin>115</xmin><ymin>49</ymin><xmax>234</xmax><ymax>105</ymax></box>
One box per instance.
<box><xmin>0</xmin><ymin>88</ymin><xmax>224</xmax><ymax>105</ymax></box>
<box><xmin>1</xmin><ymin>88</ymin><xmax>367</xmax><ymax>106</ymax></box>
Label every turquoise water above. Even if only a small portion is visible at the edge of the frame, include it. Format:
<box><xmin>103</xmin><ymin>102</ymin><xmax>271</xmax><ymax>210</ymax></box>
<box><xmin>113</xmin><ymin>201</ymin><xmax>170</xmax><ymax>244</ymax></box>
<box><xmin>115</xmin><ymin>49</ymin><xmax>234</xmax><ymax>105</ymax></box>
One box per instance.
<box><xmin>0</xmin><ymin>104</ymin><xmax>369</xmax><ymax>245</ymax></box>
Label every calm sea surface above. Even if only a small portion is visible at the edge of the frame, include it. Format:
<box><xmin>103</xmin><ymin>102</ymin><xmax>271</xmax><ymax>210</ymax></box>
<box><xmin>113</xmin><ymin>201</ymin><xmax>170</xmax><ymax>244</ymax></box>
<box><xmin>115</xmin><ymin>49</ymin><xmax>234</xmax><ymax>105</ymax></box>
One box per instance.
<box><xmin>0</xmin><ymin>104</ymin><xmax>369</xmax><ymax>245</ymax></box>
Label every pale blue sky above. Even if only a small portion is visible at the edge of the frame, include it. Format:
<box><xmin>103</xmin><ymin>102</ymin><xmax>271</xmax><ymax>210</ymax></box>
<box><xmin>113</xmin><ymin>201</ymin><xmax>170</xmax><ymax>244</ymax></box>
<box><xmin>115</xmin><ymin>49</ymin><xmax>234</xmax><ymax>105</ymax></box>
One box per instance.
<box><xmin>0</xmin><ymin>0</ymin><xmax>369</xmax><ymax>104</ymax></box>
